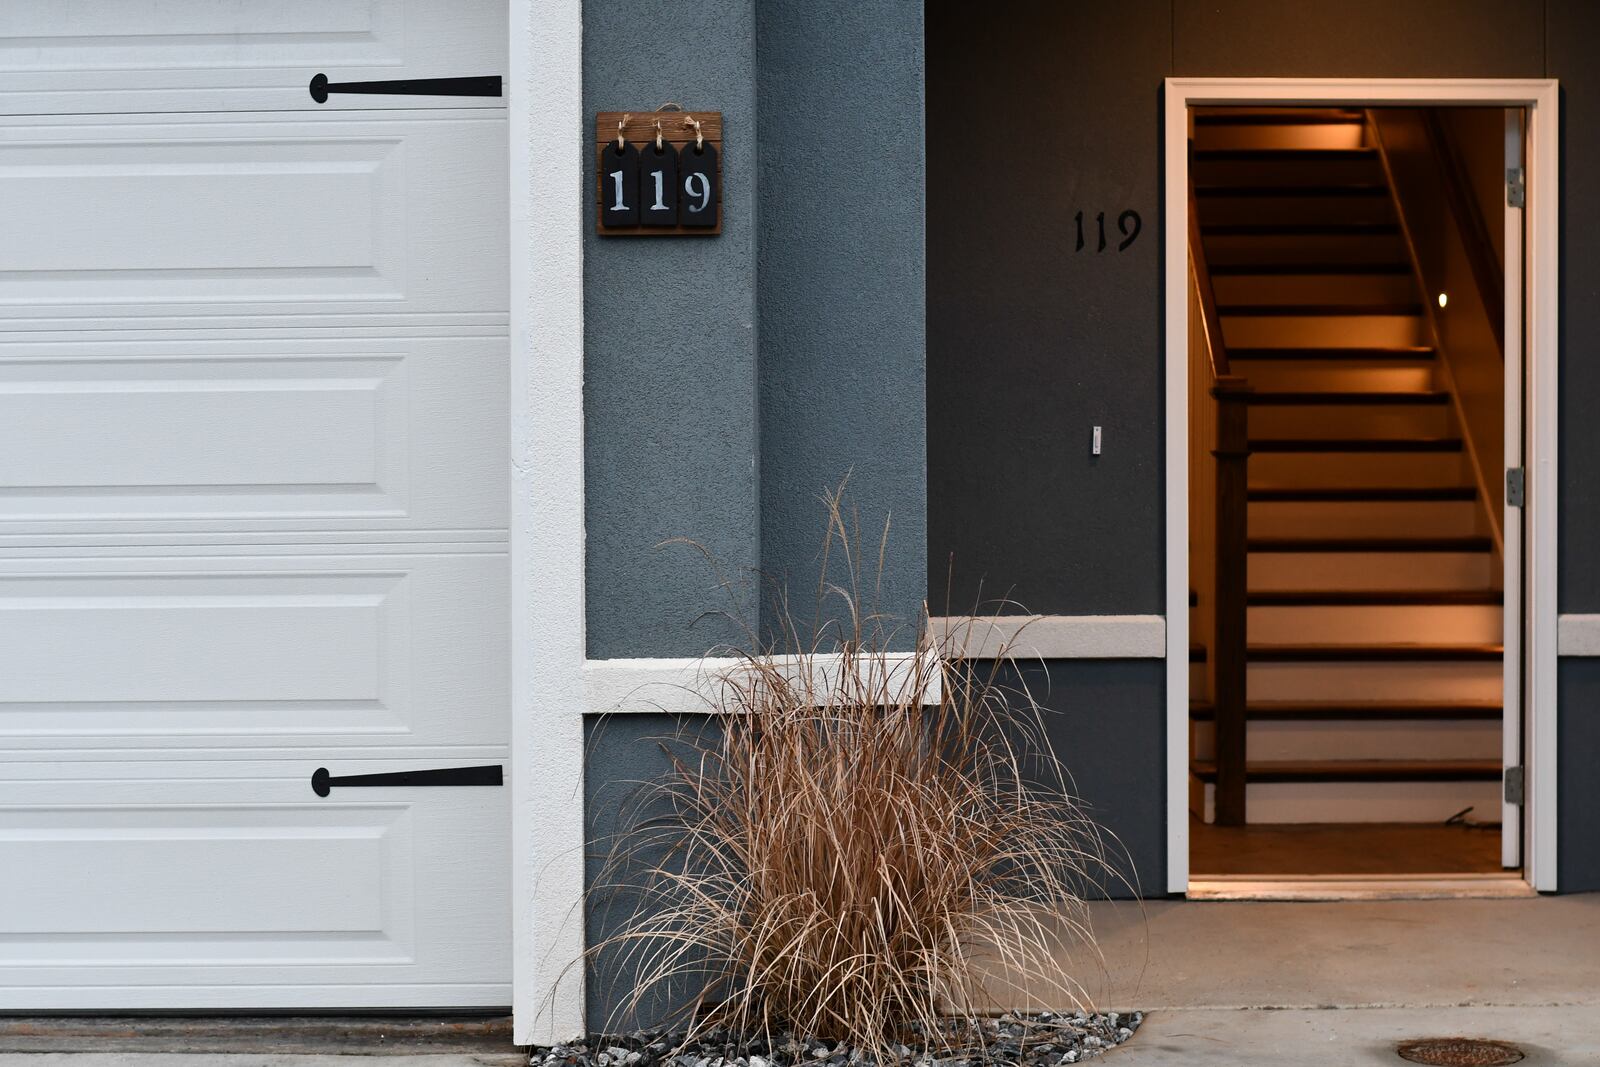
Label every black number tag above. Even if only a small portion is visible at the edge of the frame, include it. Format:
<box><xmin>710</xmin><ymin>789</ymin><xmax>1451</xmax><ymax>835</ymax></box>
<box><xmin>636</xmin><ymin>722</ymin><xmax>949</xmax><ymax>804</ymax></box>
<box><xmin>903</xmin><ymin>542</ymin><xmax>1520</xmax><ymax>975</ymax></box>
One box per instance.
<box><xmin>601</xmin><ymin>141</ymin><xmax>639</xmax><ymax>227</ymax></box>
<box><xmin>639</xmin><ymin>141</ymin><xmax>679</xmax><ymax>226</ymax></box>
<box><xmin>679</xmin><ymin>141</ymin><xmax>718</xmax><ymax>228</ymax></box>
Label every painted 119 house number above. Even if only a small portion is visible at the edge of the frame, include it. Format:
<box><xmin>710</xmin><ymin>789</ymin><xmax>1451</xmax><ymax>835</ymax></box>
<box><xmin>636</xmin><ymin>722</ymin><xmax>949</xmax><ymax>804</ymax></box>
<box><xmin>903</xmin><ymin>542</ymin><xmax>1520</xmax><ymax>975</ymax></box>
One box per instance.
<box><xmin>1076</xmin><ymin>209</ymin><xmax>1142</xmax><ymax>252</ymax></box>
<box><xmin>599</xmin><ymin>135</ymin><xmax>720</xmax><ymax>230</ymax></box>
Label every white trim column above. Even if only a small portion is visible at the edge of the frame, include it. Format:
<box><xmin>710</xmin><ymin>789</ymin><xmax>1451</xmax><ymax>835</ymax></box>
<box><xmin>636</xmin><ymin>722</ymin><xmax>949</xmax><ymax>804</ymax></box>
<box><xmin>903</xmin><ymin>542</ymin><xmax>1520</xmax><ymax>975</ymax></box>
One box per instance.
<box><xmin>511</xmin><ymin>0</ymin><xmax>586</xmax><ymax>1044</ymax></box>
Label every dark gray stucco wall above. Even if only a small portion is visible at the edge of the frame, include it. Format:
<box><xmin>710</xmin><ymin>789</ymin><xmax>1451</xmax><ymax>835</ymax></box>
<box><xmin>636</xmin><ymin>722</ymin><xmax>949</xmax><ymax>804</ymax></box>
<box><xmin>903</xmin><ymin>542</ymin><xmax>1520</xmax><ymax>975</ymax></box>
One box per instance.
<box><xmin>1548</xmin><ymin>0</ymin><xmax>1600</xmax><ymax>891</ymax></box>
<box><xmin>583</xmin><ymin>3</ymin><xmax>759</xmax><ymax>659</ymax></box>
<box><xmin>927</xmin><ymin>0</ymin><xmax>1169</xmax><ymax>617</ymax></box>
<box><xmin>756</xmin><ymin>0</ymin><xmax>927</xmax><ymax>644</ymax></box>
<box><xmin>1172</xmin><ymin>0</ymin><xmax>1544</xmax><ymax>77</ymax></box>
<box><xmin>988</xmin><ymin>660</ymin><xmax>1168</xmax><ymax>898</ymax></box>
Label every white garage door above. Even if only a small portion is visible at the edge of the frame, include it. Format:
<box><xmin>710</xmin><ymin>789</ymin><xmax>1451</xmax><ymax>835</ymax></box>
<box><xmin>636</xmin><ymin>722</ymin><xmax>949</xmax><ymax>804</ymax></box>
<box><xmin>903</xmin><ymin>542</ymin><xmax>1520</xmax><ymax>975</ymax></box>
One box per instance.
<box><xmin>0</xmin><ymin>2</ymin><xmax>510</xmax><ymax>1009</ymax></box>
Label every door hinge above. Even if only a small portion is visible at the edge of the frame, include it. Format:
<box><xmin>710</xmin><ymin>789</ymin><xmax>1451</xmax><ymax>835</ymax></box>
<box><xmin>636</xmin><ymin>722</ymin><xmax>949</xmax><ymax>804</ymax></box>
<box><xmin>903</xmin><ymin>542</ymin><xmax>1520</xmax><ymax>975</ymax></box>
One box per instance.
<box><xmin>1506</xmin><ymin>466</ymin><xmax>1525</xmax><ymax>508</ymax></box>
<box><xmin>1507</xmin><ymin>166</ymin><xmax>1526</xmax><ymax>208</ymax></box>
<box><xmin>1505</xmin><ymin>765</ymin><xmax>1525</xmax><ymax>805</ymax></box>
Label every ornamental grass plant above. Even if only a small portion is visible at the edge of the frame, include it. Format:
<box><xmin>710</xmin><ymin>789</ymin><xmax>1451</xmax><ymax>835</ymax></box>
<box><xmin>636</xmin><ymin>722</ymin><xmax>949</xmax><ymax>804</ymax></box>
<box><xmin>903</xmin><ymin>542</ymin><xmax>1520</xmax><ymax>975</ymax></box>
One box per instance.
<box><xmin>587</xmin><ymin>487</ymin><xmax>1118</xmax><ymax>1058</ymax></box>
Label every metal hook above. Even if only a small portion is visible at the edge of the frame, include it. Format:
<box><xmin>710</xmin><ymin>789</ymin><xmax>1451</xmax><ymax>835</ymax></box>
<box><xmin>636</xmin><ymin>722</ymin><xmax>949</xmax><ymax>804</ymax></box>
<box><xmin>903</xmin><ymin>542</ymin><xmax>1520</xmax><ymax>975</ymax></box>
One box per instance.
<box><xmin>654</xmin><ymin>118</ymin><xmax>664</xmax><ymax>152</ymax></box>
<box><xmin>682</xmin><ymin>115</ymin><xmax>704</xmax><ymax>151</ymax></box>
<box><xmin>616</xmin><ymin>113</ymin><xmax>631</xmax><ymax>151</ymax></box>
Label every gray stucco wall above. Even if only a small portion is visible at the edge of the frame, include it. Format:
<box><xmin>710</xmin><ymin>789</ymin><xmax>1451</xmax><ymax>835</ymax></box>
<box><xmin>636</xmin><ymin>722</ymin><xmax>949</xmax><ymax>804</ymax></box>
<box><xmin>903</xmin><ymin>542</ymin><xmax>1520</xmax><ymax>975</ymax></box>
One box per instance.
<box><xmin>583</xmin><ymin>2</ymin><xmax>759</xmax><ymax>660</ymax></box>
<box><xmin>581</xmin><ymin>0</ymin><xmax>929</xmax><ymax>1032</ymax></box>
<box><xmin>756</xmin><ymin>0</ymin><xmax>927</xmax><ymax>644</ymax></box>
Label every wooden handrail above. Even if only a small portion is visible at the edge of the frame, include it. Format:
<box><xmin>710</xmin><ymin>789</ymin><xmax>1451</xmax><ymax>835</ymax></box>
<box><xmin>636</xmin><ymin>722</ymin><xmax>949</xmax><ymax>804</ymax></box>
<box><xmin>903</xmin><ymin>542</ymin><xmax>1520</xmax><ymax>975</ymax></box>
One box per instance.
<box><xmin>1189</xmin><ymin>186</ymin><xmax>1231</xmax><ymax>380</ymax></box>
<box><xmin>1189</xmin><ymin>168</ymin><xmax>1250</xmax><ymax>825</ymax></box>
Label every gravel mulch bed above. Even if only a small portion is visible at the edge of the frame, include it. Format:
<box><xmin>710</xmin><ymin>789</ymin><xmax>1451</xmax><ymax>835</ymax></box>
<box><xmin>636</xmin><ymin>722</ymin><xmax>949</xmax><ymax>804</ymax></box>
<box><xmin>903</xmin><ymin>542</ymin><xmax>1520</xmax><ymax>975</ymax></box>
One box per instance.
<box><xmin>530</xmin><ymin>1011</ymin><xmax>1143</xmax><ymax>1067</ymax></box>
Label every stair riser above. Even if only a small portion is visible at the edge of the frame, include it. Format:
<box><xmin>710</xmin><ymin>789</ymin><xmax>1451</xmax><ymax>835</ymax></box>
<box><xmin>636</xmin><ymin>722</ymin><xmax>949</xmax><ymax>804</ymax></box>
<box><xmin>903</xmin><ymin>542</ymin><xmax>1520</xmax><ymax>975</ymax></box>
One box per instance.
<box><xmin>1192</xmin><ymin>124</ymin><xmax>1366</xmax><ymax>152</ymax></box>
<box><xmin>1204</xmin><ymin>232</ymin><xmax>1407</xmax><ymax>267</ymax></box>
<box><xmin>1200</xmin><ymin>778</ymin><xmax>1503</xmax><ymax>824</ymax></box>
<box><xmin>1193</xmin><ymin>158</ymin><xmax>1385</xmax><ymax>187</ymax></box>
<box><xmin>1231</xmin><ymin>361</ymin><xmax>1436</xmax><ymax>392</ymax></box>
<box><xmin>1250</xmin><ymin>551</ymin><xmax>1495</xmax><ymax>591</ymax></box>
<box><xmin>1200</xmin><ymin>198</ymin><xmax>1394</xmax><ymax>226</ymax></box>
<box><xmin>1213</xmin><ymin>274</ymin><xmax>1415</xmax><ymax>304</ymax></box>
<box><xmin>1192</xmin><ymin>719</ymin><xmax>1502</xmax><ymax>762</ymax></box>
<box><xmin>1248</xmin><ymin>604</ymin><xmax>1503</xmax><ymax>644</ymax></box>
<box><xmin>1247</xmin><ymin>660</ymin><xmax>1502</xmax><ymax>703</ymax></box>
<box><xmin>1248</xmin><ymin>500</ymin><xmax>1482</xmax><ymax>538</ymax></box>
<box><xmin>1250</xmin><ymin>451</ymin><xmax>1469</xmax><ymax>488</ymax></box>
<box><xmin>1249</xmin><ymin>405</ymin><xmax>1454</xmax><ymax>439</ymax></box>
<box><xmin>1223</xmin><ymin>314</ymin><xmax>1426</xmax><ymax>350</ymax></box>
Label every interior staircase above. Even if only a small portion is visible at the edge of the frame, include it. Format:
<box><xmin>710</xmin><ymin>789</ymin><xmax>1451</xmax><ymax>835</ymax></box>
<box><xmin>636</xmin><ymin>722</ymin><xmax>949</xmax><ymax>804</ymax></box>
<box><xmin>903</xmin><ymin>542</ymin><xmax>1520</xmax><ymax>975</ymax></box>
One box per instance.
<box><xmin>1188</xmin><ymin>108</ymin><xmax>1504</xmax><ymax>825</ymax></box>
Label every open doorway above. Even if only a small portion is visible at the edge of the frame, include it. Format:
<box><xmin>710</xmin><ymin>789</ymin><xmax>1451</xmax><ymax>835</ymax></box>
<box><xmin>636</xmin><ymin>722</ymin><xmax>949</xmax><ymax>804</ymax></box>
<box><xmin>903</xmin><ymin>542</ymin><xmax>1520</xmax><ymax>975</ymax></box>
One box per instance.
<box><xmin>1182</xmin><ymin>102</ymin><xmax>1527</xmax><ymax>884</ymax></box>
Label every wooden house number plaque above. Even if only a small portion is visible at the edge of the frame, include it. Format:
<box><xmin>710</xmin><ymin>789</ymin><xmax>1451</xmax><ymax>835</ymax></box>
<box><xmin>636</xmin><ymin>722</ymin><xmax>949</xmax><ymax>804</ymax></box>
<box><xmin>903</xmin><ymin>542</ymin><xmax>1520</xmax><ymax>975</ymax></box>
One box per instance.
<box><xmin>595</xmin><ymin>110</ymin><xmax>722</xmax><ymax>235</ymax></box>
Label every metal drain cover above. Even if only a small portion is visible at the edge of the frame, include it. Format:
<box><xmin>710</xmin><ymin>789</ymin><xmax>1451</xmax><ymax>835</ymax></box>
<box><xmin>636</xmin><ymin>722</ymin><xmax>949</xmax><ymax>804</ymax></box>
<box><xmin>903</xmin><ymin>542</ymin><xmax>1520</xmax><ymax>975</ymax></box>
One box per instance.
<box><xmin>1397</xmin><ymin>1038</ymin><xmax>1525</xmax><ymax>1066</ymax></box>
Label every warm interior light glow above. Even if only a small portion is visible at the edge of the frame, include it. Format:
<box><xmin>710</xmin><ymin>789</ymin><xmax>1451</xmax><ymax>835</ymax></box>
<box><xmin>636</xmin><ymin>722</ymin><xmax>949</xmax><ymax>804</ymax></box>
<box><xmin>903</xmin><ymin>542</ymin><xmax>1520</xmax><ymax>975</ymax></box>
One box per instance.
<box><xmin>1438</xmin><ymin>292</ymin><xmax>1449</xmax><ymax>308</ymax></box>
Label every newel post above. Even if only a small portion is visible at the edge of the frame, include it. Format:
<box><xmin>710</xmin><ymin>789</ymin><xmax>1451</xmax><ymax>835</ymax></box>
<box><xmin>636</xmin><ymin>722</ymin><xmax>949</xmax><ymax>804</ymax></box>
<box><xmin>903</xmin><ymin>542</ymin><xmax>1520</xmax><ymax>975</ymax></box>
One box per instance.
<box><xmin>1211</xmin><ymin>376</ymin><xmax>1252</xmax><ymax>826</ymax></box>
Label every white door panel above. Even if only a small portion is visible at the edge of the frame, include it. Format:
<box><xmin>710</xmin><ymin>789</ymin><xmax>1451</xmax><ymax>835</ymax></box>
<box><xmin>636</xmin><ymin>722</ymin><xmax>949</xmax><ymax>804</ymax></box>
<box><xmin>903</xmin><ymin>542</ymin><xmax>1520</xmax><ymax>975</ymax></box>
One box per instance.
<box><xmin>0</xmin><ymin>0</ymin><xmax>506</xmax><ymax>116</ymax></box>
<box><xmin>0</xmin><ymin>760</ymin><xmax>508</xmax><ymax>1008</ymax></box>
<box><xmin>0</xmin><ymin>113</ymin><xmax>507</xmax><ymax>327</ymax></box>
<box><xmin>0</xmin><ymin>337</ymin><xmax>505</xmax><ymax>535</ymax></box>
<box><xmin>0</xmin><ymin>553</ymin><xmax>507</xmax><ymax>750</ymax></box>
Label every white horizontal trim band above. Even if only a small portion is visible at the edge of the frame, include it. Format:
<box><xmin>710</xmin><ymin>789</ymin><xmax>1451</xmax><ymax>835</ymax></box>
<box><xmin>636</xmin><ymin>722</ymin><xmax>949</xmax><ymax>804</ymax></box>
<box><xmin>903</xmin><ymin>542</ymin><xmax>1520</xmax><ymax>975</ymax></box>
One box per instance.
<box><xmin>584</xmin><ymin>650</ymin><xmax>942</xmax><ymax>715</ymax></box>
<box><xmin>933</xmin><ymin>614</ymin><xmax>1166</xmax><ymax>659</ymax></box>
<box><xmin>1558</xmin><ymin>614</ymin><xmax>1600</xmax><ymax>655</ymax></box>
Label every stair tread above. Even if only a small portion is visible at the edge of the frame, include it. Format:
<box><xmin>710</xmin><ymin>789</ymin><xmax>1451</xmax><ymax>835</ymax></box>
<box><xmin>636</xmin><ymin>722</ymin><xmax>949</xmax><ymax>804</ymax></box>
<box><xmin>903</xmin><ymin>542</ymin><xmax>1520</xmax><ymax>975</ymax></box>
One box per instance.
<box><xmin>1249</xmin><ymin>436</ymin><xmax>1462</xmax><ymax>453</ymax></box>
<box><xmin>1229</xmin><ymin>346</ymin><xmax>1435</xmax><ymax>360</ymax></box>
<box><xmin>1203</xmin><ymin>224</ymin><xmax>1401</xmax><ymax>237</ymax></box>
<box><xmin>1249</xmin><ymin>486</ymin><xmax>1476</xmax><ymax>502</ymax></box>
<box><xmin>1219</xmin><ymin>302</ymin><xmax>1422</xmax><ymax>316</ymax></box>
<box><xmin>1193</xmin><ymin>113</ymin><xmax>1365</xmax><ymax>127</ymax></box>
<box><xmin>1248</xmin><ymin>535</ymin><xmax>1491</xmax><ymax>551</ymax></box>
<box><xmin>1247</xmin><ymin>589</ymin><xmax>1503</xmax><ymax>606</ymax></box>
<box><xmin>1247</xmin><ymin>390</ymin><xmax>1450</xmax><ymax>406</ymax></box>
<box><xmin>1189</xmin><ymin>700</ymin><xmax>1502</xmax><ymax>722</ymax></box>
<box><xmin>1191</xmin><ymin>758</ymin><xmax>1502</xmax><ymax>783</ymax></box>
<box><xmin>1194</xmin><ymin>184</ymin><xmax>1389</xmax><ymax>197</ymax></box>
<box><xmin>1247</xmin><ymin>643</ymin><xmax>1503</xmax><ymax>661</ymax></box>
<box><xmin>1193</xmin><ymin>148</ymin><xmax>1379</xmax><ymax>161</ymax></box>
<box><xmin>1210</xmin><ymin>262</ymin><xmax>1412</xmax><ymax>276</ymax></box>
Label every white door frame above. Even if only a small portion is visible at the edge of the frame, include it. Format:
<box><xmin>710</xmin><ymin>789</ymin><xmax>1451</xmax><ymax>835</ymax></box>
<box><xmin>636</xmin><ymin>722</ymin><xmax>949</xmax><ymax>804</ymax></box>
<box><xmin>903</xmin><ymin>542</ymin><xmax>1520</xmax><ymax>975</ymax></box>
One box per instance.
<box><xmin>1162</xmin><ymin>78</ymin><xmax>1560</xmax><ymax>894</ymax></box>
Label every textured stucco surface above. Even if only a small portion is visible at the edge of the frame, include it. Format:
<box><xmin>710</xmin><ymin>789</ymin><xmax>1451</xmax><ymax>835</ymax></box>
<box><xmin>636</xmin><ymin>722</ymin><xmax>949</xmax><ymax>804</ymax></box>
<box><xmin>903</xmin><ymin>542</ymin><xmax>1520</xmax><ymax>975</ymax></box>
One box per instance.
<box><xmin>756</xmin><ymin>0</ymin><xmax>927</xmax><ymax>644</ymax></box>
<box><xmin>582</xmin><ymin>1</ymin><xmax>759</xmax><ymax>659</ymax></box>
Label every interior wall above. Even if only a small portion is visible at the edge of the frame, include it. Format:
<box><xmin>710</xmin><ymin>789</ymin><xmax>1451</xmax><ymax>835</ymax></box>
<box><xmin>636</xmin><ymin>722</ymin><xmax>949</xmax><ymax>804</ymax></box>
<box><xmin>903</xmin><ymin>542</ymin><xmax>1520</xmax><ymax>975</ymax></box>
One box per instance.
<box><xmin>929</xmin><ymin>0</ymin><xmax>1600</xmax><ymax>892</ymax></box>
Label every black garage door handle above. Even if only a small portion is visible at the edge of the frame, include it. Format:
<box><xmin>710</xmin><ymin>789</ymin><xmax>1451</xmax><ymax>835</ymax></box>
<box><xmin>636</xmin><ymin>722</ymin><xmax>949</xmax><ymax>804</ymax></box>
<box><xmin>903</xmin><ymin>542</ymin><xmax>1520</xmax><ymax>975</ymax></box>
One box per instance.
<box><xmin>311</xmin><ymin>765</ymin><xmax>503</xmax><ymax>796</ymax></box>
<box><xmin>309</xmin><ymin>73</ymin><xmax>503</xmax><ymax>103</ymax></box>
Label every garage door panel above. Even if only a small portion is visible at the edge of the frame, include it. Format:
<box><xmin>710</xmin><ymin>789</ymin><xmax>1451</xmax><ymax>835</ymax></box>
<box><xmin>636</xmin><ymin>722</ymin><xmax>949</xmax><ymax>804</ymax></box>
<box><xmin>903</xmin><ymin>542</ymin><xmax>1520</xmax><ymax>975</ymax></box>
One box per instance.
<box><xmin>0</xmin><ymin>761</ymin><xmax>509</xmax><ymax>1003</ymax></box>
<box><xmin>0</xmin><ymin>337</ymin><xmax>505</xmax><ymax>532</ymax></box>
<box><xmin>0</xmin><ymin>0</ymin><xmax>507</xmax><ymax>116</ymax></box>
<box><xmin>0</xmin><ymin>554</ymin><xmax>508</xmax><ymax>747</ymax></box>
<box><xmin>0</xmin><ymin>0</ymin><xmax>511</xmax><ymax>1009</ymax></box>
<box><xmin>0</xmin><ymin>115</ymin><xmax>505</xmax><ymax>322</ymax></box>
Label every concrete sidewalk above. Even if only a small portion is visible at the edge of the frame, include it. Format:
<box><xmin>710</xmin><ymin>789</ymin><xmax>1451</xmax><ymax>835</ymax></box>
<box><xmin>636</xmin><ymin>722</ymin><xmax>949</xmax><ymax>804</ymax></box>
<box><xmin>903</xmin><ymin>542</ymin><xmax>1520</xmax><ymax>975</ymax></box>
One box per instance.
<box><xmin>1082</xmin><ymin>894</ymin><xmax>1600</xmax><ymax>1064</ymax></box>
<box><xmin>5</xmin><ymin>897</ymin><xmax>1596</xmax><ymax>1063</ymax></box>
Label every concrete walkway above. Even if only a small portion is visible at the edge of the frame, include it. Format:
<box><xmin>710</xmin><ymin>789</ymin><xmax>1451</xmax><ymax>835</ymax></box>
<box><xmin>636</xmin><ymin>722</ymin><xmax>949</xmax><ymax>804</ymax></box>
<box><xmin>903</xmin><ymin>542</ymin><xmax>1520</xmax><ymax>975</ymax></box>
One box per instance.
<box><xmin>1082</xmin><ymin>894</ymin><xmax>1600</xmax><ymax>1064</ymax></box>
<box><xmin>4</xmin><ymin>898</ymin><xmax>1596</xmax><ymax>1064</ymax></box>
